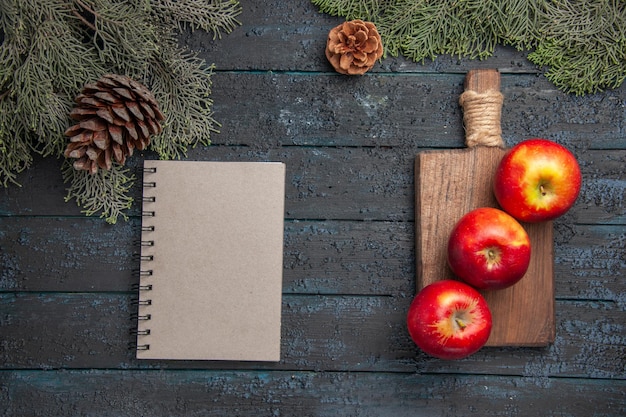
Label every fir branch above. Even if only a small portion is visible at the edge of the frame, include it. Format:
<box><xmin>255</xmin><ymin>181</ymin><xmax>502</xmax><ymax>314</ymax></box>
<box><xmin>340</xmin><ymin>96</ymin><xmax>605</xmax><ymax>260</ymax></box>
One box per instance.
<box><xmin>529</xmin><ymin>40</ymin><xmax>626</xmax><ymax>95</ymax></box>
<box><xmin>11</xmin><ymin>17</ymin><xmax>102</xmax><ymax>157</ymax></box>
<box><xmin>62</xmin><ymin>161</ymin><xmax>135</xmax><ymax>224</ymax></box>
<box><xmin>147</xmin><ymin>41</ymin><xmax>219</xmax><ymax>160</ymax></box>
<box><xmin>310</xmin><ymin>0</ymin><xmax>387</xmax><ymax>21</ymax></box>
<box><xmin>494</xmin><ymin>0</ymin><xmax>541</xmax><ymax>50</ymax></box>
<box><xmin>312</xmin><ymin>0</ymin><xmax>626</xmax><ymax>95</ymax></box>
<box><xmin>151</xmin><ymin>0</ymin><xmax>242</xmax><ymax>40</ymax></box>
<box><xmin>1</xmin><ymin>0</ymin><xmax>242</xmax><ymax>222</ymax></box>
<box><xmin>0</xmin><ymin>99</ymin><xmax>33</xmax><ymax>187</ymax></box>
<box><xmin>386</xmin><ymin>0</ymin><xmax>500</xmax><ymax>62</ymax></box>
<box><xmin>527</xmin><ymin>0</ymin><xmax>626</xmax><ymax>95</ymax></box>
<box><xmin>71</xmin><ymin>0</ymin><xmax>160</xmax><ymax>75</ymax></box>
<box><xmin>0</xmin><ymin>0</ymin><xmax>104</xmax><ymax>181</ymax></box>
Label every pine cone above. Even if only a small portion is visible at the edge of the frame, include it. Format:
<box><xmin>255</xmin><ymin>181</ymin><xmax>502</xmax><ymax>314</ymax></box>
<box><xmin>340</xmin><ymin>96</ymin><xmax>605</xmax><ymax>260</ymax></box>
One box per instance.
<box><xmin>326</xmin><ymin>20</ymin><xmax>384</xmax><ymax>75</ymax></box>
<box><xmin>64</xmin><ymin>74</ymin><xmax>165</xmax><ymax>174</ymax></box>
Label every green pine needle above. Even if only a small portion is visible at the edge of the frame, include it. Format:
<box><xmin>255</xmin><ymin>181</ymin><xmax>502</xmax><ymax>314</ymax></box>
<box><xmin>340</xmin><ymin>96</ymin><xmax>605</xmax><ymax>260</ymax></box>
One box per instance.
<box><xmin>62</xmin><ymin>161</ymin><xmax>135</xmax><ymax>224</ymax></box>
<box><xmin>147</xmin><ymin>42</ymin><xmax>219</xmax><ymax>161</ymax></box>
<box><xmin>152</xmin><ymin>0</ymin><xmax>242</xmax><ymax>39</ymax></box>
<box><xmin>0</xmin><ymin>0</ymin><xmax>242</xmax><ymax>222</ymax></box>
<box><xmin>312</xmin><ymin>0</ymin><xmax>626</xmax><ymax>95</ymax></box>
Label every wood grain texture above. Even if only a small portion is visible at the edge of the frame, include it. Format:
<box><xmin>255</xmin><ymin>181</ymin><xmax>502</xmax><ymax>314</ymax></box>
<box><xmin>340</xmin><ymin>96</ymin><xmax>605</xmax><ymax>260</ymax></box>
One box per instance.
<box><xmin>207</xmin><ymin>72</ymin><xmax>625</xmax><ymax>149</ymax></box>
<box><xmin>2</xmin><ymin>218</ymin><xmax>624</xmax><ymax>304</ymax></box>
<box><xmin>0</xmin><ymin>0</ymin><xmax>624</xmax><ymax>415</ymax></box>
<box><xmin>415</xmin><ymin>148</ymin><xmax>556</xmax><ymax>347</ymax></box>
<box><xmin>0</xmin><ymin>147</ymin><xmax>623</xmax><ymax>224</ymax></box>
<box><xmin>2</xmin><ymin>370</ymin><xmax>624</xmax><ymax>417</ymax></box>
<box><xmin>1</xmin><ymin>293</ymin><xmax>624</xmax><ymax>379</ymax></box>
<box><xmin>415</xmin><ymin>70</ymin><xmax>555</xmax><ymax>346</ymax></box>
<box><xmin>182</xmin><ymin>0</ymin><xmax>539</xmax><ymax>74</ymax></box>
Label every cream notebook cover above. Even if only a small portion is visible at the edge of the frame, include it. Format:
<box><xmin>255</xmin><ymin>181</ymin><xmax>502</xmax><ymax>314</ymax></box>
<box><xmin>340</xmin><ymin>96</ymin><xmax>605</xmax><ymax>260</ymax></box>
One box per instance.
<box><xmin>135</xmin><ymin>160</ymin><xmax>285</xmax><ymax>361</ymax></box>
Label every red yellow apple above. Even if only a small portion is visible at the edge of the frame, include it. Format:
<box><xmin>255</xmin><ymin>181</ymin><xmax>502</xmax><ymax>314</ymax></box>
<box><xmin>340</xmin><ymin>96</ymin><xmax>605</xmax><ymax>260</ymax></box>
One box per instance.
<box><xmin>407</xmin><ymin>279</ymin><xmax>492</xmax><ymax>360</ymax></box>
<box><xmin>447</xmin><ymin>207</ymin><xmax>531</xmax><ymax>290</ymax></box>
<box><xmin>493</xmin><ymin>138</ymin><xmax>582</xmax><ymax>222</ymax></box>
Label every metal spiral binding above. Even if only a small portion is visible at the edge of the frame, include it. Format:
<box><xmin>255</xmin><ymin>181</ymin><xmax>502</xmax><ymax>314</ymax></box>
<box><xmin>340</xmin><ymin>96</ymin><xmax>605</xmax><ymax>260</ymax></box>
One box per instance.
<box><xmin>130</xmin><ymin>302</ymin><xmax>152</xmax><ymax>351</ymax></box>
<box><xmin>130</xmin><ymin>329</ymin><xmax>151</xmax><ymax>336</ymax></box>
<box><xmin>130</xmin><ymin>313</ymin><xmax>152</xmax><ymax>321</ymax></box>
<box><xmin>131</xmin><ymin>164</ymin><xmax>158</xmax><ymax>353</ymax></box>
<box><xmin>131</xmin><ymin>283</ymin><xmax>153</xmax><ymax>291</ymax></box>
<box><xmin>132</xmin><ymin>253</ymin><xmax>153</xmax><ymax>261</ymax></box>
<box><xmin>129</xmin><ymin>340</ymin><xmax>151</xmax><ymax>351</ymax></box>
<box><xmin>130</xmin><ymin>267</ymin><xmax>153</xmax><ymax>278</ymax></box>
<box><xmin>131</xmin><ymin>287</ymin><xmax>153</xmax><ymax>351</ymax></box>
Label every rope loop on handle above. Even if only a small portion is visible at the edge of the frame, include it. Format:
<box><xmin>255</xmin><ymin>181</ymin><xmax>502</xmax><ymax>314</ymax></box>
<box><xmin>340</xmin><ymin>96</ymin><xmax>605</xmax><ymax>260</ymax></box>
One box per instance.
<box><xmin>459</xmin><ymin>90</ymin><xmax>504</xmax><ymax>148</ymax></box>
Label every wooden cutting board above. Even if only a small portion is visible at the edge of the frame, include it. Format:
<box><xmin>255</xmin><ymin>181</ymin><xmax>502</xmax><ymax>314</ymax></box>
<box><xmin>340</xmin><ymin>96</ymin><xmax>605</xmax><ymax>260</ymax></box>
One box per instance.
<box><xmin>415</xmin><ymin>69</ymin><xmax>555</xmax><ymax>347</ymax></box>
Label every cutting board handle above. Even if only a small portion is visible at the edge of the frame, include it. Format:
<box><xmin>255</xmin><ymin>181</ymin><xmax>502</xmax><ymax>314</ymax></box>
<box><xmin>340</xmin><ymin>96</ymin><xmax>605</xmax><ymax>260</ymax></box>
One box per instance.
<box><xmin>459</xmin><ymin>69</ymin><xmax>504</xmax><ymax>148</ymax></box>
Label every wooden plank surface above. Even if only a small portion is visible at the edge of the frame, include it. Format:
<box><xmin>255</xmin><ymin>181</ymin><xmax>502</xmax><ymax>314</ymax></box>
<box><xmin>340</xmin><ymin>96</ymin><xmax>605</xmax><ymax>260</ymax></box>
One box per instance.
<box><xmin>2</xmin><ymin>370</ymin><xmax>625</xmax><ymax>417</ymax></box>
<box><xmin>0</xmin><ymin>0</ymin><xmax>625</xmax><ymax>415</ymax></box>
<box><xmin>206</xmin><ymin>72</ymin><xmax>626</xmax><ymax>149</ymax></box>
<box><xmin>1</xmin><ymin>217</ymin><xmax>624</xmax><ymax>301</ymax></box>
<box><xmin>2</xmin><ymin>293</ymin><xmax>624</xmax><ymax>379</ymax></box>
<box><xmin>1</xmin><ymin>147</ymin><xmax>624</xmax><ymax>224</ymax></box>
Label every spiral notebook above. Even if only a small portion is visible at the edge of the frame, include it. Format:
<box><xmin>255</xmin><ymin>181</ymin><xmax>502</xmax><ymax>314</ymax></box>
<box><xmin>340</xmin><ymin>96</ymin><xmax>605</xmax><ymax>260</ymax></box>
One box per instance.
<box><xmin>135</xmin><ymin>160</ymin><xmax>286</xmax><ymax>361</ymax></box>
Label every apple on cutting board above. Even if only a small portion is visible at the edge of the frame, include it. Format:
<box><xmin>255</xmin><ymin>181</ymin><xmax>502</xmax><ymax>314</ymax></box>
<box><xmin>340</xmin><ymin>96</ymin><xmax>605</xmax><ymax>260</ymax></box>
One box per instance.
<box><xmin>406</xmin><ymin>279</ymin><xmax>492</xmax><ymax>360</ymax></box>
<box><xmin>494</xmin><ymin>138</ymin><xmax>582</xmax><ymax>223</ymax></box>
<box><xmin>447</xmin><ymin>207</ymin><xmax>531</xmax><ymax>291</ymax></box>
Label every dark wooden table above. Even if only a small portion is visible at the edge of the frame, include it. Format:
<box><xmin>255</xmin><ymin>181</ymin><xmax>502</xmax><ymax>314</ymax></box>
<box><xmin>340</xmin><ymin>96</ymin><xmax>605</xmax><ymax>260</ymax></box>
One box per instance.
<box><xmin>2</xmin><ymin>1</ymin><xmax>625</xmax><ymax>415</ymax></box>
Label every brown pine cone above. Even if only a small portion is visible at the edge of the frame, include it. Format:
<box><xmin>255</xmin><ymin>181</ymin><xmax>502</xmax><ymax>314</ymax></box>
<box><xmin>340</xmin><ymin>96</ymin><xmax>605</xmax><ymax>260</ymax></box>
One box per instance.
<box><xmin>64</xmin><ymin>74</ymin><xmax>165</xmax><ymax>174</ymax></box>
<box><xmin>325</xmin><ymin>20</ymin><xmax>384</xmax><ymax>75</ymax></box>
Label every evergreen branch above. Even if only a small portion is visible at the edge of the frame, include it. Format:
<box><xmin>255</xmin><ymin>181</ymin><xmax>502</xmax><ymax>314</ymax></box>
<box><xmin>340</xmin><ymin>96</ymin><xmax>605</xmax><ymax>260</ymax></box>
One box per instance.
<box><xmin>401</xmin><ymin>1</ymin><xmax>495</xmax><ymax>61</ymax></box>
<box><xmin>14</xmin><ymin>16</ymin><xmax>106</xmax><ymax>156</ymax></box>
<box><xmin>528</xmin><ymin>0</ymin><xmax>626</xmax><ymax>94</ymax></box>
<box><xmin>312</xmin><ymin>0</ymin><xmax>626</xmax><ymax>94</ymax></box>
<box><xmin>151</xmin><ymin>0</ymin><xmax>243</xmax><ymax>40</ymax></box>
<box><xmin>0</xmin><ymin>98</ymin><xmax>33</xmax><ymax>187</ymax></box>
<box><xmin>1</xmin><ymin>0</ymin><xmax>241</xmax><ymax>223</ymax></box>
<box><xmin>528</xmin><ymin>39</ymin><xmax>626</xmax><ymax>95</ymax></box>
<box><xmin>311</xmin><ymin>0</ymin><xmax>387</xmax><ymax>21</ymax></box>
<box><xmin>70</xmin><ymin>1</ymin><xmax>98</xmax><ymax>32</ymax></box>
<box><xmin>147</xmin><ymin>41</ymin><xmax>219</xmax><ymax>160</ymax></box>
<box><xmin>62</xmin><ymin>161</ymin><xmax>135</xmax><ymax>224</ymax></box>
<box><xmin>71</xmin><ymin>0</ymin><xmax>160</xmax><ymax>75</ymax></box>
<box><xmin>495</xmin><ymin>0</ymin><xmax>541</xmax><ymax>50</ymax></box>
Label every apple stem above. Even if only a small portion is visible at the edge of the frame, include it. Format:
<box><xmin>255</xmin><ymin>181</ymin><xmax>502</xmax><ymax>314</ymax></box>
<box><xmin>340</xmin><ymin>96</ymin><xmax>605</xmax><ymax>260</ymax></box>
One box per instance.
<box><xmin>540</xmin><ymin>184</ymin><xmax>546</xmax><ymax>196</ymax></box>
<box><xmin>455</xmin><ymin>318</ymin><xmax>467</xmax><ymax>331</ymax></box>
